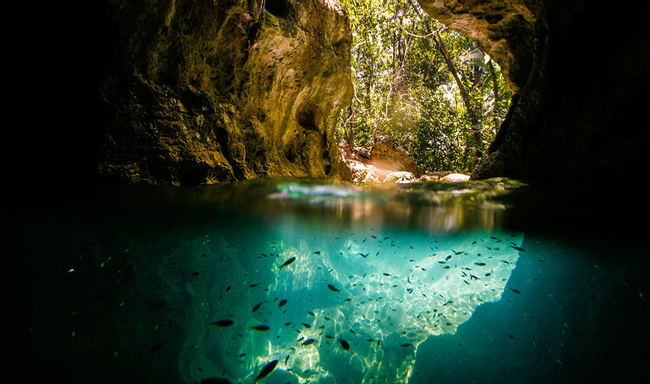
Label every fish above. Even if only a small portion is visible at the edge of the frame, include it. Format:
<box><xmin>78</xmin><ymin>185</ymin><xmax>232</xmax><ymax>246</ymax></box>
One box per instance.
<box><xmin>301</xmin><ymin>322</ymin><xmax>311</xmax><ymax>328</ymax></box>
<box><xmin>474</xmin><ymin>262</ymin><xmax>486</xmax><ymax>266</ymax></box>
<box><xmin>279</xmin><ymin>257</ymin><xmax>296</xmax><ymax>269</ymax></box>
<box><xmin>278</xmin><ymin>299</ymin><xmax>288</xmax><ymax>307</ymax></box>
<box><xmin>358</xmin><ymin>252</ymin><xmax>369</xmax><ymax>258</ymax></box>
<box><xmin>254</xmin><ymin>360</ymin><xmax>278</xmax><ymax>382</ymax></box>
<box><xmin>383</xmin><ymin>273</ymin><xmax>391</xmax><ymax>276</ymax></box>
<box><xmin>149</xmin><ymin>339</ymin><xmax>168</xmax><ymax>354</ymax></box>
<box><xmin>328</xmin><ymin>284</ymin><xmax>340</xmax><ymax>292</ymax></box>
<box><xmin>210</xmin><ymin>319</ymin><xmax>234</xmax><ymax>327</ymax></box>
<box><xmin>251</xmin><ymin>325</ymin><xmax>270</xmax><ymax>331</ymax></box>
<box><xmin>508</xmin><ymin>287</ymin><xmax>522</xmax><ymax>294</ymax></box>
<box><xmin>252</xmin><ymin>302</ymin><xmax>264</xmax><ymax>312</ymax></box>
<box><xmin>400</xmin><ymin>343</ymin><xmax>412</xmax><ymax>348</ymax></box>
<box><xmin>249</xmin><ymin>283</ymin><xmax>261</xmax><ymax>288</ymax></box>
<box><xmin>225</xmin><ymin>285</ymin><xmax>232</xmax><ymax>292</ymax></box>
<box><xmin>510</xmin><ymin>245</ymin><xmax>526</xmax><ymax>252</ymax></box>
<box><xmin>339</xmin><ymin>338</ymin><xmax>350</xmax><ymax>350</ymax></box>
<box><xmin>301</xmin><ymin>338</ymin><xmax>316</xmax><ymax>346</ymax></box>
<box><xmin>200</xmin><ymin>378</ymin><xmax>233</xmax><ymax>384</ymax></box>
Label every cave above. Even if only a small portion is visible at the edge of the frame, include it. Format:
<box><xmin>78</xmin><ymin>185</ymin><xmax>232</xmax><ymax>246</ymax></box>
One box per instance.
<box><xmin>6</xmin><ymin>1</ymin><xmax>650</xmax><ymax>384</ymax></box>
<box><xmin>8</xmin><ymin>0</ymin><xmax>648</xmax><ymax>197</ymax></box>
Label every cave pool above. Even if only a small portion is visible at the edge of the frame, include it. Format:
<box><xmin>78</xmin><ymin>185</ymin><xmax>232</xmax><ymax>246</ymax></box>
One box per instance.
<box><xmin>7</xmin><ymin>177</ymin><xmax>649</xmax><ymax>384</ymax></box>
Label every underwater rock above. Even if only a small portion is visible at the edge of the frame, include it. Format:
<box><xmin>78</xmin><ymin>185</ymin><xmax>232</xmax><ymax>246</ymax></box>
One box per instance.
<box><xmin>172</xmin><ymin>233</ymin><xmax>523</xmax><ymax>384</ymax></box>
<box><xmin>98</xmin><ymin>0</ymin><xmax>353</xmax><ymax>185</ymax></box>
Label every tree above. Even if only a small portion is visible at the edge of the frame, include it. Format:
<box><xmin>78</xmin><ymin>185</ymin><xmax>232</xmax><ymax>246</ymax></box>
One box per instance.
<box><xmin>338</xmin><ymin>0</ymin><xmax>512</xmax><ymax>173</ymax></box>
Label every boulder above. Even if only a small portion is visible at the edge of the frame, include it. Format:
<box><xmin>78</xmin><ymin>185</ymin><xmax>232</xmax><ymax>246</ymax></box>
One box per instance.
<box><xmin>369</xmin><ymin>136</ymin><xmax>421</xmax><ymax>177</ymax></box>
<box><xmin>384</xmin><ymin>171</ymin><xmax>416</xmax><ymax>183</ymax></box>
<box><xmin>440</xmin><ymin>173</ymin><xmax>471</xmax><ymax>182</ymax></box>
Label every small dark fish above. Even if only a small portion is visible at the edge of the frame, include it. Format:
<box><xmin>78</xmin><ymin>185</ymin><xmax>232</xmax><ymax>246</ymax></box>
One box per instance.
<box><xmin>400</xmin><ymin>343</ymin><xmax>412</xmax><ymax>348</ymax></box>
<box><xmin>474</xmin><ymin>262</ymin><xmax>486</xmax><ymax>266</ymax></box>
<box><xmin>328</xmin><ymin>284</ymin><xmax>340</xmax><ymax>292</ymax></box>
<box><xmin>149</xmin><ymin>339</ymin><xmax>168</xmax><ymax>354</ymax></box>
<box><xmin>254</xmin><ymin>359</ymin><xmax>278</xmax><ymax>382</ymax></box>
<box><xmin>192</xmin><ymin>271</ymin><xmax>200</xmax><ymax>276</ymax></box>
<box><xmin>508</xmin><ymin>287</ymin><xmax>522</xmax><ymax>294</ymax></box>
<box><xmin>250</xmin><ymin>283</ymin><xmax>261</xmax><ymax>288</ymax></box>
<box><xmin>314</xmin><ymin>251</ymin><xmax>321</xmax><ymax>255</ymax></box>
<box><xmin>200</xmin><ymin>378</ymin><xmax>233</xmax><ymax>384</ymax></box>
<box><xmin>339</xmin><ymin>338</ymin><xmax>350</xmax><ymax>351</ymax></box>
<box><xmin>383</xmin><ymin>273</ymin><xmax>391</xmax><ymax>276</ymax></box>
<box><xmin>210</xmin><ymin>319</ymin><xmax>234</xmax><ymax>327</ymax></box>
<box><xmin>279</xmin><ymin>257</ymin><xmax>296</xmax><ymax>269</ymax></box>
<box><xmin>510</xmin><ymin>245</ymin><xmax>526</xmax><ymax>252</ymax></box>
<box><xmin>225</xmin><ymin>285</ymin><xmax>232</xmax><ymax>292</ymax></box>
<box><xmin>252</xmin><ymin>302</ymin><xmax>264</xmax><ymax>312</ymax></box>
<box><xmin>278</xmin><ymin>299</ymin><xmax>288</xmax><ymax>307</ymax></box>
<box><xmin>307</xmin><ymin>311</ymin><xmax>315</xmax><ymax>316</ymax></box>
<box><xmin>301</xmin><ymin>338</ymin><xmax>316</xmax><ymax>346</ymax></box>
<box><xmin>301</xmin><ymin>322</ymin><xmax>312</xmax><ymax>328</ymax></box>
<box><xmin>251</xmin><ymin>325</ymin><xmax>270</xmax><ymax>331</ymax></box>
<box><xmin>358</xmin><ymin>252</ymin><xmax>369</xmax><ymax>258</ymax></box>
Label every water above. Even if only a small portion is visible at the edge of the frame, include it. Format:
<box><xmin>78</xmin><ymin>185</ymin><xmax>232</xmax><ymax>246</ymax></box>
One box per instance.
<box><xmin>7</xmin><ymin>178</ymin><xmax>649</xmax><ymax>384</ymax></box>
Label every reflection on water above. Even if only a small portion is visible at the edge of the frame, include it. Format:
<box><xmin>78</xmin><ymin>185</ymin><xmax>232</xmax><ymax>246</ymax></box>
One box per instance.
<box><xmin>7</xmin><ymin>178</ymin><xmax>648</xmax><ymax>384</ymax></box>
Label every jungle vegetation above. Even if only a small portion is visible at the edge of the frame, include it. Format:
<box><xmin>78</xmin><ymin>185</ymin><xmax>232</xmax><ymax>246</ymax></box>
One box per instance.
<box><xmin>336</xmin><ymin>0</ymin><xmax>512</xmax><ymax>174</ymax></box>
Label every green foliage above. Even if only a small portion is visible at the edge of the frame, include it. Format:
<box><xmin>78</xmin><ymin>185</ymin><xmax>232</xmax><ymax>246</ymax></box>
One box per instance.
<box><xmin>337</xmin><ymin>0</ymin><xmax>512</xmax><ymax>174</ymax></box>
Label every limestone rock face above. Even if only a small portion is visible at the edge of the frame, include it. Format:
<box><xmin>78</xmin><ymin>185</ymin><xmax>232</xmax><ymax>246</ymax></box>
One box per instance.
<box><xmin>418</xmin><ymin>0</ymin><xmax>650</xmax><ymax>183</ymax></box>
<box><xmin>98</xmin><ymin>0</ymin><xmax>353</xmax><ymax>185</ymax></box>
<box><xmin>418</xmin><ymin>0</ymin><xmax>539</xmax><ymax>93</ymax></box>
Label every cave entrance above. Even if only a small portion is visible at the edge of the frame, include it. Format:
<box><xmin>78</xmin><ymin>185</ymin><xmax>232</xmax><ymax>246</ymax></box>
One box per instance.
<box><xmin>336</xmin><ymin>0</ymin><xmax>511</xmax><ymax>176</ymax></box>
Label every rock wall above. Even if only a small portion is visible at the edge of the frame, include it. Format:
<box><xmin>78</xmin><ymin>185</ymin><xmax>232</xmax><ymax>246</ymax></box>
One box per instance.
<box><xmin>98</xmin><ymin>0</ymin><xmax>353</xmax><ymax>185</ymax></box>
<box><xmin>418</xmin><ymin>0</ymin><xmax>650</xmax><ymax>183</ymax></box>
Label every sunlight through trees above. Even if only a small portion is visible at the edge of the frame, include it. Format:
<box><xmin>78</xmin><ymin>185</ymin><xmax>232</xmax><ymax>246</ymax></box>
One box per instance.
<box><xmin>337</xmin><ymin>0</ymin><xmax>512</xmax><ymax>174</ymax></box>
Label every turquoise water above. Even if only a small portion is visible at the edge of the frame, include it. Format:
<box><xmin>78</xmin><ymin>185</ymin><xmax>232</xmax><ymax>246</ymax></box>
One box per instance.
<box><xmin>7</xmin><ymin>178</ymin><xmax>648</xmax><ymax>383</ymax></box>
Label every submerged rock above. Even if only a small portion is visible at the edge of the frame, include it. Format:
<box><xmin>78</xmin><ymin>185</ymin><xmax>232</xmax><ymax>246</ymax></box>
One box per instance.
<box><xmin>98</xmin><ymin>0</ymin><xmax>353</xmax><ymax>185</ymax></box>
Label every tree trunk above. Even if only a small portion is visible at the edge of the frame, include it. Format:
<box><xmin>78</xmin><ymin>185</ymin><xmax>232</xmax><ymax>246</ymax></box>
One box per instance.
<box><xmin>407</xmin><ymin>0</ymin><xmax>482</xmax><ymax>159</ymax></box>
<box><xmin>487</xmin><ymin>59</ymin><xmax>500</xmax><ymax>134</ymax></box>
<box><xmin>348</xmin><ymin>102</ymin><xmax>355</xmax><ymax>148</ymax></box>
<box><xmin>432</xmin><ymin>33</ymin><xmax>482</xmax><ymax>157</ymax></box>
